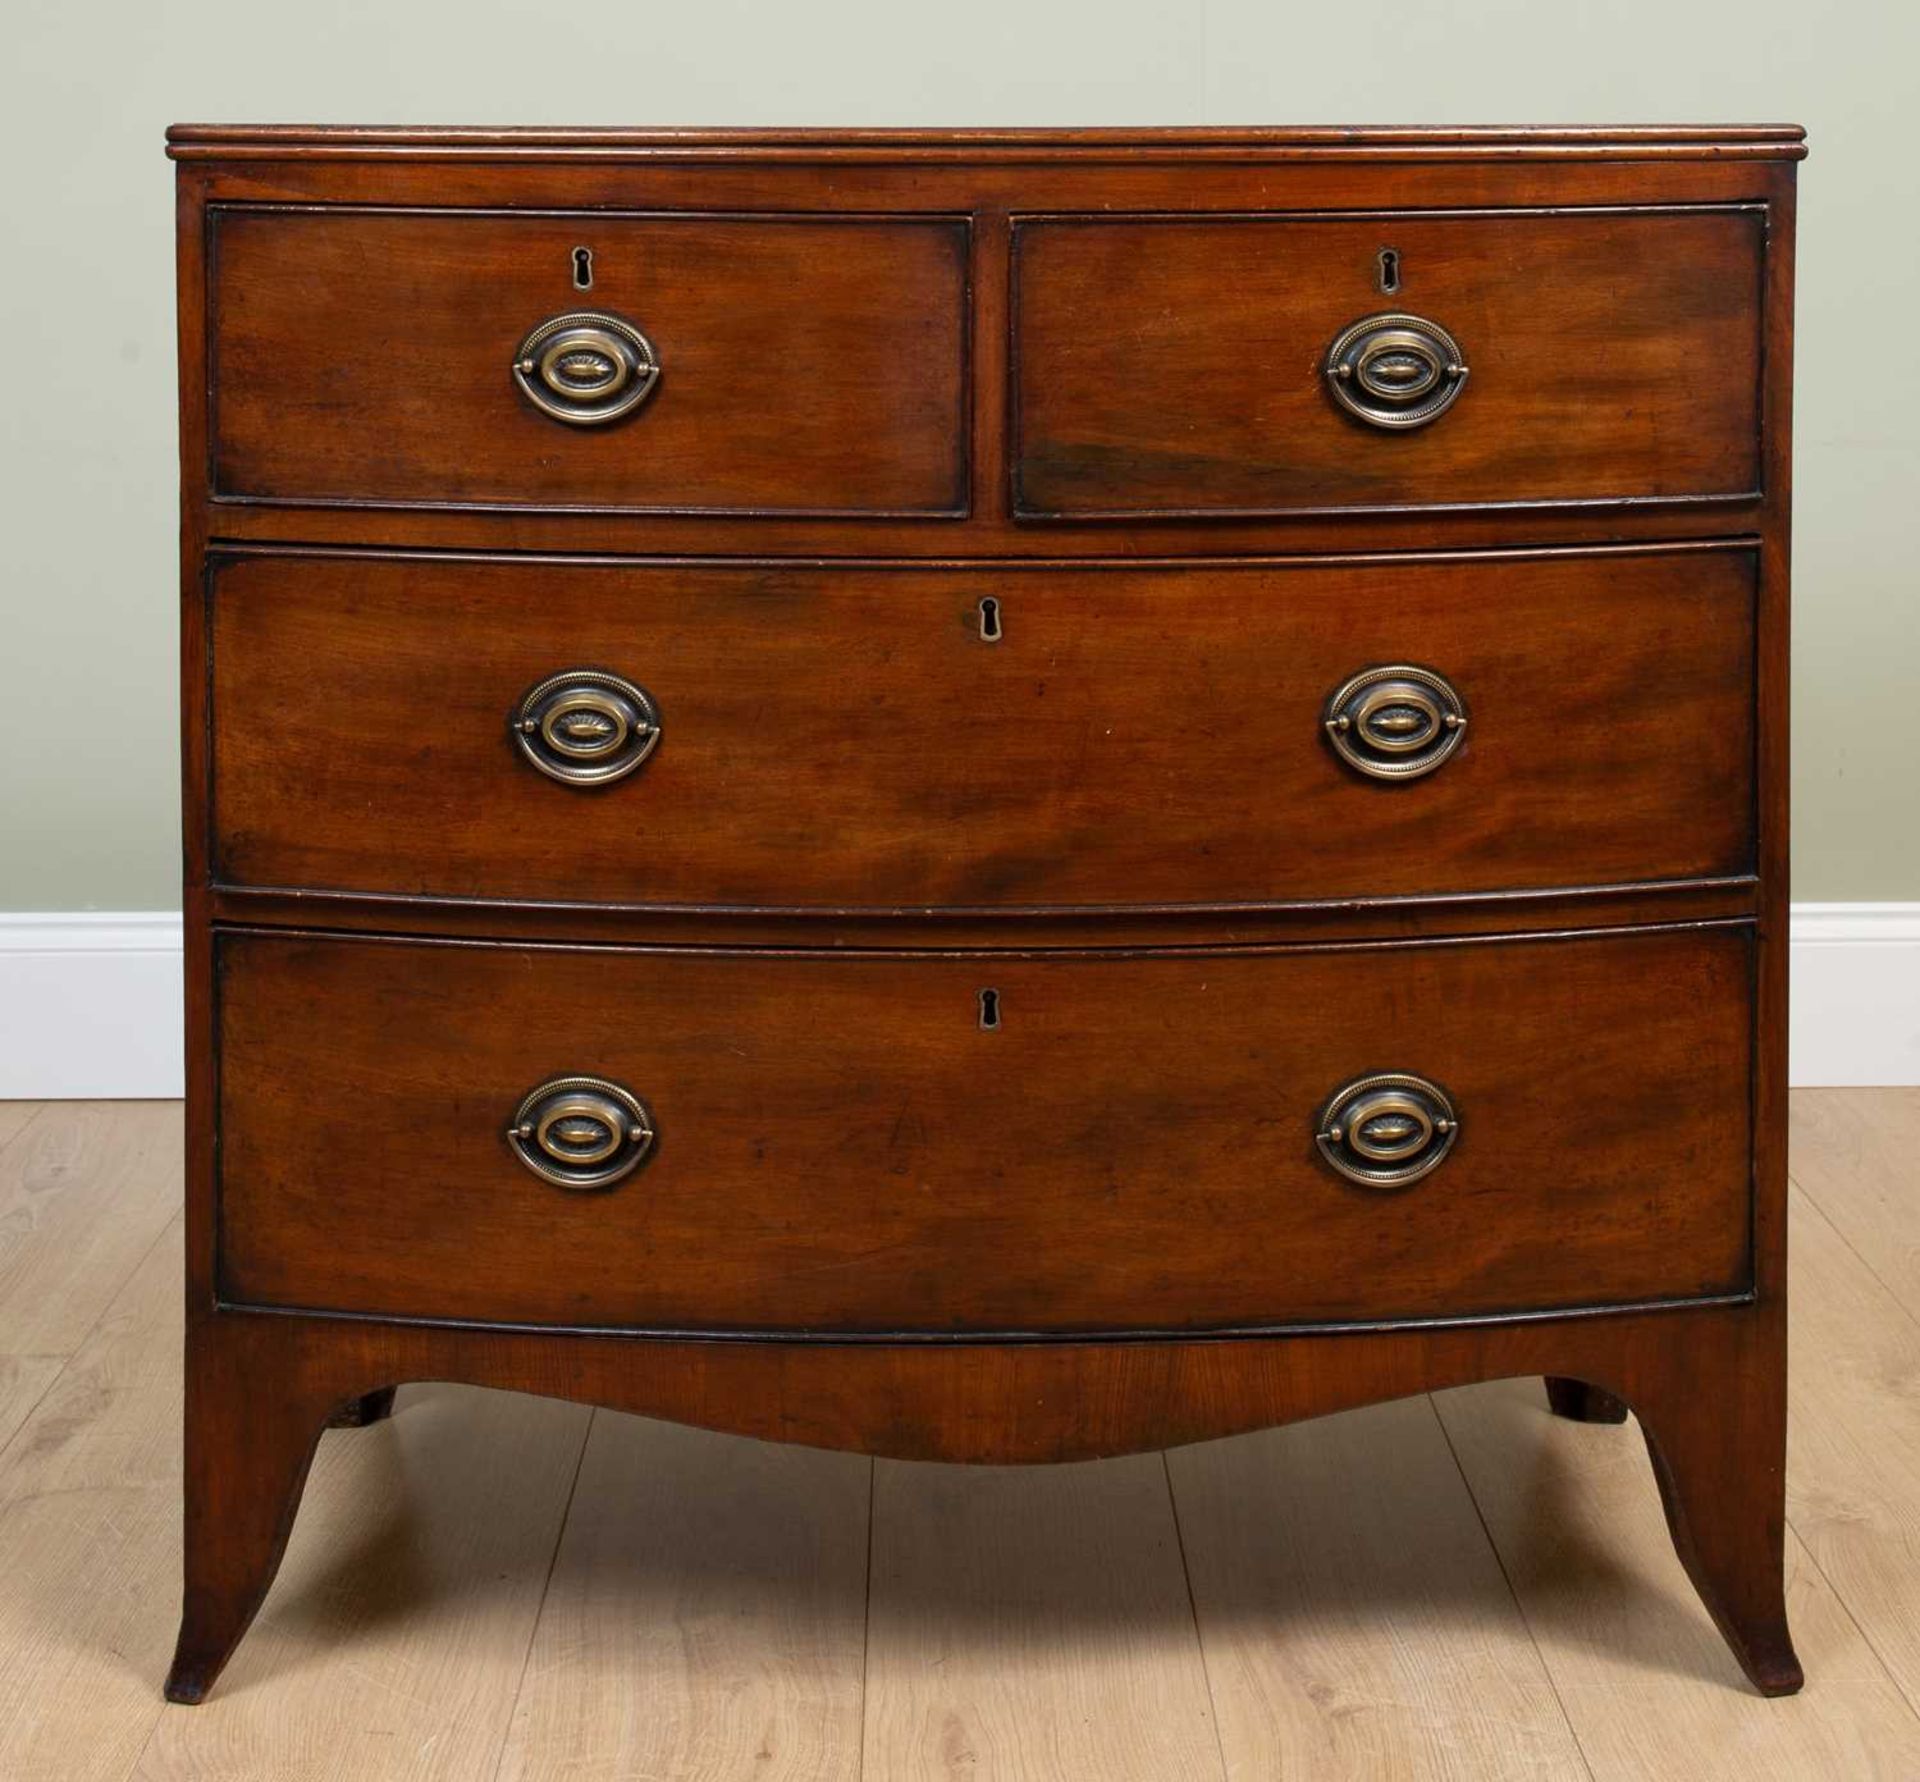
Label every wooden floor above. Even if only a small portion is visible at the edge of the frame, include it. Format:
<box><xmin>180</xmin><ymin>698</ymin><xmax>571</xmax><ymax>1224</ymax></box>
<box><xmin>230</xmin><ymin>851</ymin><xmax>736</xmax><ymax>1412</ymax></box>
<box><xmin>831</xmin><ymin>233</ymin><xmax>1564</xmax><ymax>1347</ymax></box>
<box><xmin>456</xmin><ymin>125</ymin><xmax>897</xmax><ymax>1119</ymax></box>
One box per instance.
<box><xmin>0</xmin><ymin>1095</ymin><xmax>1917</xmax><ymax>1778</ymax></box>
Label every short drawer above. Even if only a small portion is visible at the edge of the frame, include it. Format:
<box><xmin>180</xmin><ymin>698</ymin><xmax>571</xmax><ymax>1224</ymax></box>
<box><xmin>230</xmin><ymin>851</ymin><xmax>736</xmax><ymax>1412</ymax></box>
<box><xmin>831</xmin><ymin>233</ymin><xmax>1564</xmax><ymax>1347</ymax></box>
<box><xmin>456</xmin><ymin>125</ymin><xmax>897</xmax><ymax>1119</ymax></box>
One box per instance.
<box><xmin>215</xmin><ymin>924</ymin><xmax>1755</xmax><ymax>1333</ymax></box>
<box><xmin>208</xmin><ymin>545</ymin><xmax>1755</xmax><ymax>910</ymax></box>
<box><xmin>207</xmin><ymin>208</ymin><xmax>969</xmax><ymax>515</ymax></box>
<box><xmin>1013</xmin><ymin>207</ymin><xmax>1765</xmax><ymax>517</ymax></box>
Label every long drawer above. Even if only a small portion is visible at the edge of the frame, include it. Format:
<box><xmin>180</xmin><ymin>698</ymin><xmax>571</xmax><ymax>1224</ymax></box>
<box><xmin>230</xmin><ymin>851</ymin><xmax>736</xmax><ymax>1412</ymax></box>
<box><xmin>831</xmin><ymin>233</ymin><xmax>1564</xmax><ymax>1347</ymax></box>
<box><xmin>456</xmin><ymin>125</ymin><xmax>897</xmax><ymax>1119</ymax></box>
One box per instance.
<box><xmin>206</xmin><ymin>207</ymin><xmax>970</xmax><ymax>515</ymax></box>
<box><xmin>214</xmin><ymin>923</ymin><xmax>1756</xmax><ymax>1334</ymax></box>
<box><xmin>207</xmin><ymin>545</ymin><xmax>1755</xmax><ymax>910</ymax></box>
<box><xmin>1013</xmin><ymin>207</ymin><xmax>1765</xmax><ymax>517</ymax></box>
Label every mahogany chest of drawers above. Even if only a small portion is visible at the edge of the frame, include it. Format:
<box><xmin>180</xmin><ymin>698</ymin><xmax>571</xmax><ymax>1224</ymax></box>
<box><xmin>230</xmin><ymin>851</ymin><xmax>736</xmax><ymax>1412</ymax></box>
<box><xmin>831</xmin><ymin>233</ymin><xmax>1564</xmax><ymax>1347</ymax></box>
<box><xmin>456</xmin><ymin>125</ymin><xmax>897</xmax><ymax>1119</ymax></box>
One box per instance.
<box><xmin>163</xmin><ymin>123</ymin><xmax>1806</xmax><ymax>1701</ymax></box>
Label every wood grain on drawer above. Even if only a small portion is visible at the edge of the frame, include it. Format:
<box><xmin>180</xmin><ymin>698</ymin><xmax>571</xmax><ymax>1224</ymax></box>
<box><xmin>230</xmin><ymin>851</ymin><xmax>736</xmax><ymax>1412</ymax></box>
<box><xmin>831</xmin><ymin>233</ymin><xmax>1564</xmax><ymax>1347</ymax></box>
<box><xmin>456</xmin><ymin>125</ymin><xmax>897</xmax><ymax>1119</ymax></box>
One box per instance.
<box><xmin>207</xmin><ymin>208</ymin><xmax>969</xmax><ymax>515</ymax></box>
<box><xmin>215</xmin><ymin>924</ymin><xmax>1755</xmax><ymax>1334</ymax></box>
<box><xmin>1013</xmin><ymin>207</ymin><xmax>1764</xmax><ymax>517</ymax></box>
<box><xmin>208</xmin><ymin>544</ymin><xmax>1755</xmax><ymax>910</ymax></box>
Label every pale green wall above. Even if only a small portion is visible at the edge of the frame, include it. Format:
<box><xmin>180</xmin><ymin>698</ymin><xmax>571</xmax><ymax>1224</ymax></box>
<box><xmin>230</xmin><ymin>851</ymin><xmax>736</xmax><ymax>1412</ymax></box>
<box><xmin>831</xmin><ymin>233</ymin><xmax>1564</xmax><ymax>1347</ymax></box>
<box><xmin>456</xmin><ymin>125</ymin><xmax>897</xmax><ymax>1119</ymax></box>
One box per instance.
<box><xmin>2</xmin><ymin>0</ymin><xmax>1912</xmax><ymax>908</ymax></box>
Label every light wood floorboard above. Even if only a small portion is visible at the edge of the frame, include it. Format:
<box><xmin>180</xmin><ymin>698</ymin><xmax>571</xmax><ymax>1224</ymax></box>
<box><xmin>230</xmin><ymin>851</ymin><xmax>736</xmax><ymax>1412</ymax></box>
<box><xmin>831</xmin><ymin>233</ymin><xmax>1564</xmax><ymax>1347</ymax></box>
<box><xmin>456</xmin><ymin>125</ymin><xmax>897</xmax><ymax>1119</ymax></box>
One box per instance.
<box><xmin>1434</xmin><ymin>1368</ymin><xmax>1920</xmax><ymax>1777</ymax></box>
<box><xmin>495</xmin><ymin>1413</ymin><xmax>870</xmax><ymax>1782</ymax></box>
<box><xmin>0</xmin><ymin>1101</ymin><xmax>181</xmax><ymax>1360</ymax></box>
<box><xmin>1777</xmin><ymin>1180</ymin><xmax>1920</xmax><ymax>1721</ymax></box>
<box><xmin>132</xmin><ymin>1383</ymin><xmax>591</xmax><ymax>1782</ymax></box>
<box><xmin>862</xmin><ymin>1455</ymin><xmax>1224</xmax><ymax>1781</ymax></box>
<box><xmin>0</xmin><ymin>1102</ymin><xmax>181</xmax><ymax>1462</ymax></box>
<box><xmin>0</xmin><ymin>1352</ymin><xmax>64</xmax><ymax>1467</ymax></box>
<box><xmin>0</xmin><ymin>1095</ymin><xmax>1917</xmax><ymax>1778</ymax></box>
<box><xmin>1789</xmin><ymin>1087</ymin><xmax>1920</xmax><ymax>1309</ymax></box>
<box><xmin>0</xmin><ymin>1220</ymin><xmax>185</xmax><ymax>1782</ymax></box>
<box><xmin>1169</xmin><ymin>1397</ymin><xmax>1590</xmax><ymax>1780</ymax></box>
<box><xmin>0</xmin><ymin>1101</ymin><xmax>45</xmax><ymax>1153</ymax></box>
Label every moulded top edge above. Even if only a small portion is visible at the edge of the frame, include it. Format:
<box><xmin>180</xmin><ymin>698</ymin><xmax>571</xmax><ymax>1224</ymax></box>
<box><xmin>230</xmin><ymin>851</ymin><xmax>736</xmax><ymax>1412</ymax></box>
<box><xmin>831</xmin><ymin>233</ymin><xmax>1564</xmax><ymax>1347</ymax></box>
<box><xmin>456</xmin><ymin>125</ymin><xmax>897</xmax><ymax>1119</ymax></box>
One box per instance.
<box><xmin>164</xmin><ymin>123</ymin><xmax>1810</xmax><ymax>161</ymax></box>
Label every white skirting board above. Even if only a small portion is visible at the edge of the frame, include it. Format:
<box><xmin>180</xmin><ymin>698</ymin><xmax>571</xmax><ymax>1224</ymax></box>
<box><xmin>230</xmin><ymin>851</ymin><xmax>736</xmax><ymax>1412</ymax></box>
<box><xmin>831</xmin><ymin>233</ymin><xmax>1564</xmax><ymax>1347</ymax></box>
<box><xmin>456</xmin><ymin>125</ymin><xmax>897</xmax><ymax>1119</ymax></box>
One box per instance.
<box><xmin>0</xmin><ymin>914</ymin><xmax>186</xmax><ymax>1100</ymax></box>
<box><xmin>0</xmin><ymin>906</ymin><xmax>1915</xmax><ymax>1099</ymax></box>
<box><xmin>1786</xmin><ymin>904</ymin><xmax>1920</xmax><ymax>1087</ymax></box>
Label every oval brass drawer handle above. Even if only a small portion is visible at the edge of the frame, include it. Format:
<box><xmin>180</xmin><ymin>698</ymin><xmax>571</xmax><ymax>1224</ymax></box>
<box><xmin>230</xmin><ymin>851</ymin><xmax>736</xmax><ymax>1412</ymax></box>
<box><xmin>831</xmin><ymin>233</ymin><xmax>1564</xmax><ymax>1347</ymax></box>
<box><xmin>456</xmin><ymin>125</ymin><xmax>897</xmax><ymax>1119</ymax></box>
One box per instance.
<box><xmin>512</xmin><ymin>669</ymin><xmax>661</xmax><ymax>787</ymax></box>
<box><xmin>1316</xmin><ymin>1072</ymin><xmax>1459</xmax><ymax>1188</ymax></box>
<box><xmin>1323</xmin><ymin>664</ymin><xmax>1467</xmax><ymax>782</ymax></box>
<box><xmin>508</xmin><ymin>1076</ymin><xmax>655</xmax><ymax>1190</ymax></box>
<box><xmin>511</xmin><ymin>310</ymin><xmax>660</xmax><ymax>426</ymax></box>
<box><xmin>1325</xmin><ymin>312</ymin><xmax>1468</xmax><ymax>430</ymax></box>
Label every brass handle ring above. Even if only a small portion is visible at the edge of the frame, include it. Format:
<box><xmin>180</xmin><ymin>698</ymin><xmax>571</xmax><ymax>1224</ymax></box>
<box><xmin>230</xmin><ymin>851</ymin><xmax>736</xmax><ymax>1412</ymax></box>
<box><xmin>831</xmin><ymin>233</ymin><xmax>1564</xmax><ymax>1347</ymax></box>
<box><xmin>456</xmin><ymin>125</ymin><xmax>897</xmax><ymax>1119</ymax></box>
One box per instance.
<box><xmin>508</xmin><ymin>1076</ymin><xmax>655</xmax><ymax>1190</ymax></box>
<box><xmin>512</xmin><ymin>310</ymin><xmax>660</xmax><ymax>426</ymax></box>
<box><xmin>1325</xmin><ymin>312</ymin><xmax>1468</xmax><ymax>430</ymax></box>
<box><xmin>1323</xmin><ymin>665</ymin><xmax>1467</xmax><ymax>782</ymax></box>
<box><xmin>512</xmin><ymin>669</ymin><xmax>661</xmax><ymax>787</ymax></box>
<box><xmin>1316</xmin><ymin>1072</ymin><xmax>1459</xmax><ymax>1188</ymax></box>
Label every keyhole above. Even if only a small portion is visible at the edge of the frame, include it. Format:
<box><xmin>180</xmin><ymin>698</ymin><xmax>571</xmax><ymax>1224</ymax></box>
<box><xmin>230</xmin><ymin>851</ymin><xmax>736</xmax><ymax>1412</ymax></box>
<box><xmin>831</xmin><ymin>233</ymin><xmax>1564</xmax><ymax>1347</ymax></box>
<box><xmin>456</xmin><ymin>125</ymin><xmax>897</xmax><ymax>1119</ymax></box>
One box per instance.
<box><xmin>1376</xmin><ymin>247</ymin><xmax>1401</xmax><ymax>295</ymax></box>
<box><xmin>978</xmin><ymin>596</ymin><xmax>1003</xmax><ymax>642</ymax></box>
<box><xmin>978</xmin><ymin>988</ymin><xmax>1001</xmax><ymax>1030</ymax></box>
<box><xmin>572</xmin><ymin>246</ymin><xmax>594</xmax><ymax>290</ymax></box>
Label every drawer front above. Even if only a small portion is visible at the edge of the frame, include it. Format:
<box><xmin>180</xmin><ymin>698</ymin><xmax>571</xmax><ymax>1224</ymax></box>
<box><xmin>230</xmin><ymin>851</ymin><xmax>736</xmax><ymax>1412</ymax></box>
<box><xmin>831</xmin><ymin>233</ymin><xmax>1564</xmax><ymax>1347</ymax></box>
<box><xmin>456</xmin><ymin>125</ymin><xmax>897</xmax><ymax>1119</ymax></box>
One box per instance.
<box><xmin>1013</xmin><ymin>208</ymin><xmax>1764</xmax><ymax>517</ymax></box>
<box><xmin>208</xmin><ymin>208</ymin><xmax>969</xmax><ymax>515</ymax></box>
<box><xmin>209</xmin><ymin>546</ymin><xmax>1754</xmax><ymax>910</ymax></box>
<box><xmin>216</xmin><ymin>925</ymin><xmax>1754</xmax><ymax>1333</ymax></box>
